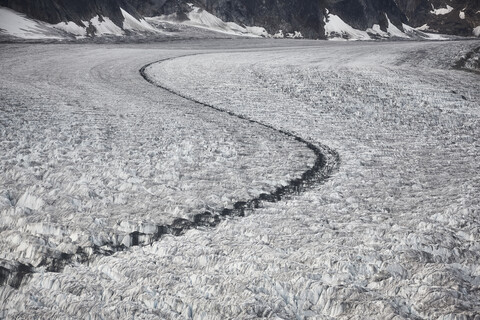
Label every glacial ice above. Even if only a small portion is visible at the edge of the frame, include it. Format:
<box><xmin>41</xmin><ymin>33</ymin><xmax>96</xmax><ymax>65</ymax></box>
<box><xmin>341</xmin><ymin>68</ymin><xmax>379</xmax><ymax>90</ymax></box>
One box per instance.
<box><xmin>1</xmin><ymin>39</ymin><xmax>480</xmax><ymax>318</ymax></box>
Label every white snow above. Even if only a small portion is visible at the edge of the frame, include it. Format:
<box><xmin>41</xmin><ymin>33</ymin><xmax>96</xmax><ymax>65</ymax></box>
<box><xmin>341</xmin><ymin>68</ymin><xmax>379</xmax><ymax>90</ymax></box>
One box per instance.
<box><xmin>402</xmin><ymin>23</ymin><xmax>448</xmax><ymax>40</ymax></box>
<box><xmin>415</xmin><ymin>24</ymin><xmax>430</xmax><ymax>31</ymax></box>
<box><xmin>385</xmin><ymin>14</ymin><xmax>409</xmax><ymax>38</ymax></box>
<box><xmin>0</xmin><ymin>6</ymin><xmax>164</xmax><ymax>39</ymax></box>
<box><xmin>474</xmin><ymin>26</ymin><xmax>480</xmax><ymax>37</ymax></box>
<box><xmin>430</xmin><ymin>4</ymin><xmax>454</xmax><ymax>15</ymax></box>
<box><xmin>285</xmin><ymin>31</ymin><xmax>303</xmax><ymax>38</ymax></box>
<box><xmin>459</xmin><ymin>11</ymin><xmax>465</xmax><ymax>19</ymax></box>
<box><xmin>0</xmin><ymin>7</ymin><xmax>61</xmax><ymax>39</ymax></box>
<box><xmin>149</xmin><ymin>5</ymin><xmax>266</xmax><ymax>38</ymax></box>
<box><xmin>88</xmin><ymin>15</ymin><xmax>124</xmax><ymax>36</ymax></box>
<box><xmin>245</xmin><ymin>26</ymin><xmax>269</xmax><ymax>37</ymax></box>
<box><xmin>324</xmin><ymin>13</ymin><xmax>370</xmax><ymax>40</ymax></box>
<box><xmin>120</xmin><ymin>8</ymin><xmax>157</xmax><ymax>33</ymax></box>
<box><xmin>187</xmin><ymin>5</ymin><xmax>232</xmax><ymax>31</ymax></box>
<box><xmin>401</xmin><ymin>23</ymin><xmax>415</xmax><ymax>33</ymax></box>
<box><xmin>273</xmin><ymin>30</ymin><xmax>285</xmax><ymax>38</ymax></box>
<box><xmin>367</xmin><ymin>24</ymin><xmax>388</xmax><ymax>37</ymax></box>
<box><xmin>53</xmin><ymin>21</ymin><xmax>87</xmax><ymax>37</ymax></box>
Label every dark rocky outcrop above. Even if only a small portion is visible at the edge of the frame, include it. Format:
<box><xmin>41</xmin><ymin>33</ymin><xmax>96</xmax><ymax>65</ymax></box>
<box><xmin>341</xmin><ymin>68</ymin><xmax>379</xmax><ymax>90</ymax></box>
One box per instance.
<box><xmin>194</xmin><ymin>0</ymin><xmax>327</xmax><ymax>39</ymax></box>
<box><xmin>325</xmin><ymin>0</ymin><xmax>407</xmax><ymax>31</ymax></box>
<box><xmin>397</xmin><ymin>0</ymin><xmax>480</xmax><ymax>36</ymax></box>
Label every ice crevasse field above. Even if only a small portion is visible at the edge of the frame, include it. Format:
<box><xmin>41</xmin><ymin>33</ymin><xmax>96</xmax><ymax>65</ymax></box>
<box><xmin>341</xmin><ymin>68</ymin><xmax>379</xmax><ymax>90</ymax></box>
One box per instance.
<box><xmin>0</xmin><ymin>39</ymin><xmax>480</xmax><ymax>319</ymax></box>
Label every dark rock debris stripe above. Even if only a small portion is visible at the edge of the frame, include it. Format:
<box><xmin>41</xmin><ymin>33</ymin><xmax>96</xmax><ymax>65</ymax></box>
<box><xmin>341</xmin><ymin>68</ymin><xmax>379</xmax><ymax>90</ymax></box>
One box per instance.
<box><xmin>1</xmin><ymin>53</ymin><xmax>339</xmax><ymax>289</ymax></box>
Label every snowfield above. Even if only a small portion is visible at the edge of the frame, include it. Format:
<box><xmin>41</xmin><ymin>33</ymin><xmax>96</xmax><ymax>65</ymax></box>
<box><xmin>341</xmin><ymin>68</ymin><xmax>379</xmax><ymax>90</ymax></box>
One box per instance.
<box><xmin>1</xmin><ymin>39</ymin><xmax>480</xmax><ymax>319</ymax></box>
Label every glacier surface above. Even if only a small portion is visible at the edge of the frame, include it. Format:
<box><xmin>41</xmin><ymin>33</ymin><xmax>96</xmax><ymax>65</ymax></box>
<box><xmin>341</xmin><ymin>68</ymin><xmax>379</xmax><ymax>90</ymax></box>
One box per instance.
<box><xmin>1</xmin><ymin>39</ymin><xmax>480</xmax><ymax>319</ymax></box>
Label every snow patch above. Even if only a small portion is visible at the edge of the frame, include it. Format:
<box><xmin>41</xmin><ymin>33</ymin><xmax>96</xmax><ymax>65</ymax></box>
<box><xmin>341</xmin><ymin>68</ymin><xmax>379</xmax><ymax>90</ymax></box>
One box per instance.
<box><xmin>273</xmin><ymin>30</ymin><xmax>285</xmax><ymax>38</ymax></box>
<box><xmin>149</xmin><ymin>5</ymin><xmax>266</xmax><ymax>38</ymax></box>
<box><xmin>415</xmin><ymin>24</ymin><xmax>430</xmax><ymax>31</ymax></box>
<box><xmin>459</xmin><ymin>11</ymin><xmax>465</xmax><ymax>20</ymax></box>
<box><xmin>385</xmin><ymin>14</ymin><xmax>409</xmax><ymax>38</ymax></box>
<box><xmin>402</xmin><ymin>23</ymin><xmax>448</xmax><ymax>40</ymax></box>
<box><xmin>0</xmin><ymin>7</ymin><xmax>61</xmax><ymax>39</ymax></box>
<box><xmin>272</xmin><ymin>30</ymin><xmax>303</xmax><ymax>39</ymax></box>
<box><xmin>422</xmin><ymin>32</ymin><xmax>449</xmax><ymax>40</ymax></box>
<box><xmin>53</xmin><ymin>21</ymin><xmax>86</xmax><ymax>37</ymax></box>
<box><xmin>367</xmin><ymin>24</ymin><xmax>388</xmax><ymax>37</ymax></box>
<box><xmin>324</xmin><ymin>13</ymin><xmax>370</xmax><ymax>40</ymax></box>
<box><xmin>474</xmin><ymin>26</ymin><xmax>480</xmax><ymax>37</ymax></box>
<box><xmin>430</xmin><ymin>5</ymin><xmax>454</xmax><ymax>15</ymax></box>
<box><xmin>245</xmin><ymin>26</ymin><xmax>269</xmax><ymax>37</ymax></box>
<box><xmin>0</xmin><ymin>6</ymin><xmax>157</xmax><ymax>39</ymax></box>
<box><xmin>286</xmin><ymin>31</ymin><xmax>303</xmax><ymax>38</ymax></box>
<box><xmin>88</xmin><ymin>16</ymin><xmax>124</xmax><ymax>36</ymax></box>
<box><xmin>120</xmin><ymin>8</ymin><xmax>157</xmax><ymax>33</ymax></box>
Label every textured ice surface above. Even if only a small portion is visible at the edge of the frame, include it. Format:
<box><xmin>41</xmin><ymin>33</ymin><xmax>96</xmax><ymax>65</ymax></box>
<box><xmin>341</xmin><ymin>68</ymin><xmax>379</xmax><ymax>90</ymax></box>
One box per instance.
<box><xmin>0</xmin><ymin>42</ymin><xmax>314</xmax><ymax>270</ymax></box>
<box><xmin>1</xmin><ymin>40</ymin><xmax>480</xmax><ymax>319</ymax></box>
<box><xmin>145</xmin><ymin>41</ymin><xmax>480</xmax><ymax>319</ymax></box>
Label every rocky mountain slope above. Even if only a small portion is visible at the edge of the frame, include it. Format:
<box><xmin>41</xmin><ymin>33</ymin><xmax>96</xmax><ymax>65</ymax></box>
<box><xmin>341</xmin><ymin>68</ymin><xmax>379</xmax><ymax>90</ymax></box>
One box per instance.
<box><xmin>0</xmin><ymin>0</ymin><xmax>478</xmax><ymax>40</ymax></box>
<box><xmin>398</xmin><ymin>0</ymin><xmax>480</xmax><ymax>36</ymax></box>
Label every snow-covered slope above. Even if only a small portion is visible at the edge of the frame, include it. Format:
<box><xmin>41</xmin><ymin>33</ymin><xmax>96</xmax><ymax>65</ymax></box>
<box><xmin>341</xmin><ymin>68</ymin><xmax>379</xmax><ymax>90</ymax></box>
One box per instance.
<box><xmin>0</xmin><ymin>6</ymin><xmax>157</xmax><ymax>39</ymax></box>
<box><xmin>3</xmin><ymin>0</ymin><xmax>476</xmax><ymax>41</ymax></box>
<box><xmin>146</xmin><ymin>4</ymin><xmax>268</xmax><ymax>38</ymax></box>
<box><xmin>0</xmin><ymin>7</ymin><xmax>62</xmax><ymax>39</ymax></box>
<box><xmin>323</xmin><ymin>10</ymin><xmax>445</xmax><ymax>41</ymax></box>
<box><xmin>0</xmin><ymin>5</ymin><xmax>269</xmax><ymax>40</ymax></box>
<box><xmin>120</xmin><ymin>8</ymin><xmax>157</xmax><ymax>33</ymax></box>
<box><xmin>0</xmin><ymin>4</ymin><xmax>453</xmax><ymax>42</ymax></box>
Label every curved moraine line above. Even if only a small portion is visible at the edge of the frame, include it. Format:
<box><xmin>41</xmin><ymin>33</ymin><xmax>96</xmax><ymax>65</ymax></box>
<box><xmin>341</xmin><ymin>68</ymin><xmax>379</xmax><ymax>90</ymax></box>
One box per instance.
<box><xmin>138</xmin><ymin>53</ymin><xmax>339</xmax><ymax>238</ymax></box>
<box><xmin>1</xmin><ymin>53</ymin><xmax>339</xmax><ymax>289</ymax></box>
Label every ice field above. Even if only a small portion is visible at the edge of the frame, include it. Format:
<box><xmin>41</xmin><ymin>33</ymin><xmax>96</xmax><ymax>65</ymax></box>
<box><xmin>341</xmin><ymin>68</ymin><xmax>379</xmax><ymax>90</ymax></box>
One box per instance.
<box><xmin>1</xmin><ymin>39</ymin><xmax>480</xmax><ymax>318</ymax></box>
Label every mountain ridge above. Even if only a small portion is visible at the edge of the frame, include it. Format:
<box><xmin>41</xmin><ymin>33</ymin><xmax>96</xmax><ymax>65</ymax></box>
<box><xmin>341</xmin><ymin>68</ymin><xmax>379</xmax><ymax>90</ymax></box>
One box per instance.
<box><xmin>0</xmin><ymin>0</ymin><xmax>479</xmax><ymax>39</ymax></box>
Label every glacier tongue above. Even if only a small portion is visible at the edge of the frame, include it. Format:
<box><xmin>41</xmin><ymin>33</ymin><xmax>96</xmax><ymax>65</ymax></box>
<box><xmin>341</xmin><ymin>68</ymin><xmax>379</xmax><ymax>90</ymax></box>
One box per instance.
<box><xmin>1</xmin><ymin>39</ymin><xmax>480</xmax><ymax>319</ymax></box>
